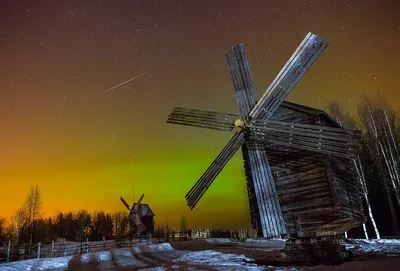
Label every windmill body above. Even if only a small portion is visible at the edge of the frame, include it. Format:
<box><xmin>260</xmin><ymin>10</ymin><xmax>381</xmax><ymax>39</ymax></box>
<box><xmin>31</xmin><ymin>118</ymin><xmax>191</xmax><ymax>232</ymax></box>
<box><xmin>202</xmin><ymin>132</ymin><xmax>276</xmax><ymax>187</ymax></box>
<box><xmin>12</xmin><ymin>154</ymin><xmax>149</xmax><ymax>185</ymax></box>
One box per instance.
<box><xmin>166</xmin><ymin>32</ymin><xmax>365</xmax><ymax>238</ymax></box>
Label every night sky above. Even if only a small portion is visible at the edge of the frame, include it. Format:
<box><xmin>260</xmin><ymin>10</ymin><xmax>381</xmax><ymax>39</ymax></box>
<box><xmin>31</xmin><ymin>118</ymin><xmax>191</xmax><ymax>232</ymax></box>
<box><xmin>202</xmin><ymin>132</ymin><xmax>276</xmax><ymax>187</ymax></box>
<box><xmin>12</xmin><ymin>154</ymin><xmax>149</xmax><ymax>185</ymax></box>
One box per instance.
<box><xmin>1</xmin><ymin>0</ymin><xmax>399</xmax><ymax>228</ymax></box>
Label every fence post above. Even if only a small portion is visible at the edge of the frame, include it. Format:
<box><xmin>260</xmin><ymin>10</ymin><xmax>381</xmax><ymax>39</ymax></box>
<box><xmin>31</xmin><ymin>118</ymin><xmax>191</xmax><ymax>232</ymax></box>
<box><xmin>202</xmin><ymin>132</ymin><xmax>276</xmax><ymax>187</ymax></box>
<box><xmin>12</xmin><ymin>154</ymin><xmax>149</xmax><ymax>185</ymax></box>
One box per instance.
<box><xmin>51</xmin><ymin>241</ymin><xmax>54</xmax><ymax>258</ymax></box>
<box><xmin>148</xmin><ymin>233</ymin><xmax>152</xmax><ymax>245</ymax></box>
<box><xmin>103</xmin><ymin>236</ymin><xmax>106</xmax><ymax>249</ymax></box>
<box><xmin>37</xmin><ymin>242</ymin><xmax>41</xmax><ymax>259</ymax></box>
<box><xmin>64</xmin><ymin>242</ymin><xmax>68</xmax><ymax>256</ymax></box>
<box><xmin>86</xmin><ymin>238</ymin><xmax>89</xmax><ymax>254</ymax></box>
<box><xmin>6</xmin><ymin>240</ymin><xmax>11</xmax><ymax>262</ymax></box>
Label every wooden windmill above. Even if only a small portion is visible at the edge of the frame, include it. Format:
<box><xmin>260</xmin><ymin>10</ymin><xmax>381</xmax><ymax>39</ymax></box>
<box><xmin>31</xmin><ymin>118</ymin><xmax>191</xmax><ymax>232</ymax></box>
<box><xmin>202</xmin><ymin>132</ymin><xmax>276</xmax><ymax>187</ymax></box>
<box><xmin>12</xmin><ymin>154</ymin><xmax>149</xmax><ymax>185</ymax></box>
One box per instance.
<box><xmin>120</xmin><ymin>193</ymin><xmax>147</xmax><ymax>237</ymax></box>
<box><xmin>166</xmin><ymin>32</ymin><xmax>364</xmax><ymax>239</ymax></box>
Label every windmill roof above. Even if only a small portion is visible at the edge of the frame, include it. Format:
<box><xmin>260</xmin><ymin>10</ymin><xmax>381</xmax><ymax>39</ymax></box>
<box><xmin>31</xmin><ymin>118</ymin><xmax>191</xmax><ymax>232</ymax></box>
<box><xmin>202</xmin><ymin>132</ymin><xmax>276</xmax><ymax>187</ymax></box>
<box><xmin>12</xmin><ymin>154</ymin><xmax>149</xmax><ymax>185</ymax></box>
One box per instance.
<box><xmin>281</xmin><ymin>101</ymin><xmax>341</xmax><ymax>127</ymax></box>
<box><xmin>138</xmin><ymin>203</ymin><xmax>155</xmax><ymax>216</ymax></box>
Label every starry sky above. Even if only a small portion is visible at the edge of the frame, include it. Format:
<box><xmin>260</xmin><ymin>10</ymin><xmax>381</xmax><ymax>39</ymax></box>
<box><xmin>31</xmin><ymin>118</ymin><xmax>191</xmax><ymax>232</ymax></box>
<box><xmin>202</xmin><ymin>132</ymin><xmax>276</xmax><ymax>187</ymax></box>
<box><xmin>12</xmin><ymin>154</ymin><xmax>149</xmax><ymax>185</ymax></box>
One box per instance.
<box><xmin>1</xmin><ymin>0</ymin><xmax>399</xmax><ymax>228</ymax></box>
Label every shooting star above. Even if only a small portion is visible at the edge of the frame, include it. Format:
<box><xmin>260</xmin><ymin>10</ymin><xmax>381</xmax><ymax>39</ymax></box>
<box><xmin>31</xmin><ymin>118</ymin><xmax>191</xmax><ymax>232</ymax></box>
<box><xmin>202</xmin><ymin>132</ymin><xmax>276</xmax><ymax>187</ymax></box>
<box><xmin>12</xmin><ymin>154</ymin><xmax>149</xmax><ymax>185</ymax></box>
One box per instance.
<box><xmin>102</xmin><ymin>72</ymin><xmax>146</xmax><ymax>94</ymax></box>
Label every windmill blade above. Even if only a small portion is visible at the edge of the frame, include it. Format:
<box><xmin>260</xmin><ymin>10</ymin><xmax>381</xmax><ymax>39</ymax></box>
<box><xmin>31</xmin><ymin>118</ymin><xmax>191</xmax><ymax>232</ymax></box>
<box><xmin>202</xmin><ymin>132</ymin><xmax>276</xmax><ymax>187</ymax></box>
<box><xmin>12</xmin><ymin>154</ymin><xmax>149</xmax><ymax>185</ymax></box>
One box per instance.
<box><xmin>249</xmin><ymin>32</ymin><xmax>328</xmax><ymax>120</ymax></box>
<box><xmin>243</xmin><ymin>146</ymin><xmax>287</xmax><ymax>237</ymax></box>
<box><xmin>226</xmin><ymin>44</ymin><xmax>257</xmax><ymax>120</ymax></box>
<box><xmin>248</xmin><ymin>120</ymin><xmax>361</xmax><ymax>159</ymax></box>
<box><xmin>166</xmin><ymin>107</ymin><xmax>237</xmax><ymax>131</ymax></box>
<box><xmin>120</xmin><ymin>197</ymin><xmax>131</xmax><ymax>211</ymax></box>
<box><xmin>132</xmin><ymin>214</ymin><xmax>146</xmax><ymax>233</ymax></box>
<box><xmin>185</xmin><ymin>130</ymin><xmax>246</xmax><ymax>209</ymax></box>
<box><xmin>133</xmin><ymin>193</ymin><xmax>145</xmax><ymax>213</ymax></box>
<box><xmin>137</xmin><ymin>193</ymin><xmax>145</xmax><ymax>205</ymax></box>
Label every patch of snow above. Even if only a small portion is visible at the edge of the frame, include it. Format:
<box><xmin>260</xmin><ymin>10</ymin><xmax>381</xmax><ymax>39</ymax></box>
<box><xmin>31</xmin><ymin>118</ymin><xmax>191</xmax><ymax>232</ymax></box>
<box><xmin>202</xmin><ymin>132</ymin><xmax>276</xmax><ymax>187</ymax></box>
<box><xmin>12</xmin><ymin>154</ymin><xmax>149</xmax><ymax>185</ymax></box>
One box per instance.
<box><xmin>80</xmin><ymin>253</ymin><xmax>90</xmax><ymax>264</ymax></box>
<box><xmin>138</xmin><ymin>268</ymin><xmax>166</xmax><ymax>271</ymax></box>
<box><xmin>112</xmin><ymin>249</ymin><xmax>147</xmax><ymax>268</ymax></box>
<box><xmin>0</xmin><ymin>255</ymin><xmax>73</xmax><ymax>271</ymax></box>
<box><xmin>97</xmin><ymin>250</ymin><xmax>112</xmax><ymax>261</ymax></box>
<box><xmin>245</xmin><ymin>238</ymin><xmax>287</xmax><ymax>244</ymax></box>
<box><xmin>174</xmin><ymin>250</ymin><xmax>263</xmax><ymax>270</ymax></box>
<box><xmin>206</xmin><ymin>238</ymin><xmax>233</xmax><ymax>244</ymax></box>
<box><xmin>343</xmin><ymin>238</ymin><xmax>400</xmax><ymax>255</ymax></box>
<box><xmin>133</xmin><ymin>243</ymin><xmax>174</xmax><ymax>253</ymax></box>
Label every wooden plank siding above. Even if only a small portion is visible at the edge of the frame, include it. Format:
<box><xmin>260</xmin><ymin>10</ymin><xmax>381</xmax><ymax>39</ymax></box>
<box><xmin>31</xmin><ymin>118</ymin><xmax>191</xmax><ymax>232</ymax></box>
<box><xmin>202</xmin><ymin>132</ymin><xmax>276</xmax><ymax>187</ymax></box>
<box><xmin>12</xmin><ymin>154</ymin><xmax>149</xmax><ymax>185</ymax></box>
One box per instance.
<box><xmin>260</xmin><ymin>107</ymin><xmax>365</xmax><ymax>237</ymax></box>
<box><xmin>271</xmin><ymin>154</ymin><xmax>339</xmax><ymax>235</ymax></box>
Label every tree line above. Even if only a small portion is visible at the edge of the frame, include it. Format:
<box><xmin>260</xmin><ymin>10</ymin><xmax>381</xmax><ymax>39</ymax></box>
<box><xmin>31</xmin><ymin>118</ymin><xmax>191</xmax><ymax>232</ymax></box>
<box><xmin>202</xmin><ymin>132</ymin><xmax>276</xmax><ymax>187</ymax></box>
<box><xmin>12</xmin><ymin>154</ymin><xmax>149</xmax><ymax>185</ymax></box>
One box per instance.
<box><xmin>0</xmin><ymin>185</ymin><xmax>134</xmax><ymax>253</ymax></box>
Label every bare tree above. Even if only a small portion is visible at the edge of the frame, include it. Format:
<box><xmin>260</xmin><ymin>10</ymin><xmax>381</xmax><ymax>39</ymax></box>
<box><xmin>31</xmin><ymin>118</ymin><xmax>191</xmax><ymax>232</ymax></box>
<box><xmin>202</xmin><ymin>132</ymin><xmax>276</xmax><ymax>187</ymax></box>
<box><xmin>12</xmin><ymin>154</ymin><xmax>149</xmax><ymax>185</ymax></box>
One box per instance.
<box><xmin>329</xmin><ymin>100</ymin><xmax>381</xmax><ymax>239</ymax></box>
<box><xmin>0</xmin><ymin>217</ymin><xmax>6</xmax><ymax>245</ymax></box>
<box><xmin>22</xmin><ymin>185</ymin><xmax>42</xmax><ymax>253</ymax></box>
<box><xmin>329</xmin><ymin>102</ymin><xmax>380</xmax><ymax>239</ymax></box>
<box><xmin>328</xmin><ymin>101</ymin><xmax>356</xmax><ymax>128</ymax></box>
<box><xmin>354</xmin><ymin>157</ymin><xmax>380</xmax><ymax>238</ymax></box>
<box><xmin>180</xmin><ymin>214</ymin><xmax>188</xmax><ymax>239</ymax></box>
<box><xmin>6</xmin><ymin>208</ymin><xmax>26</xmax><ymax>254</ymax></box>
<box><xmin>180</xmin><ymin>215</ymin><xmax>187</xmax><ymax>231</ymax></box>
<box><xmin>357</xmin><ymin>95</ymin><xmax>400</xmax><ymax>233</ymax></box>
<box><xmin>77</xmin><ymin>210</ymin><xmax>91</xmax><ymax>241</ymax></box>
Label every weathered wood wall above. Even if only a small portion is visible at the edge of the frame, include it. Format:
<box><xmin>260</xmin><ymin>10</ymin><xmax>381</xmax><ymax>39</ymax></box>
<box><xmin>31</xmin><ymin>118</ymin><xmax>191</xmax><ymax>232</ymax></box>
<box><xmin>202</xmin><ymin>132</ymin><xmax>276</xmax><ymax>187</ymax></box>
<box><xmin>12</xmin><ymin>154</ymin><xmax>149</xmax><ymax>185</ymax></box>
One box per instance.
<box><xmin>269</xmin><ymin>152</ymin><xmax>338</xmax><ymax>235</ymax></box>
<box><xmin>259</xmin><ymin>105</ymin><xmax>364</xmax><ymax>236</ymax></box>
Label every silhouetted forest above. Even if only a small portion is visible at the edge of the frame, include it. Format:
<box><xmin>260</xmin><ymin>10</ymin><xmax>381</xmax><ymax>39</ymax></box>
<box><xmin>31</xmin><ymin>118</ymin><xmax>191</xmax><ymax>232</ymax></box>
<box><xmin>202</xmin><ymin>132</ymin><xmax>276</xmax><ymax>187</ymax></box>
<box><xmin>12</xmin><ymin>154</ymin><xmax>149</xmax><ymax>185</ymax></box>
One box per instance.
<box><xmin>1</xmin><ymin>93</ymin><xmax>400</xmax><ymax>250</ymax></box>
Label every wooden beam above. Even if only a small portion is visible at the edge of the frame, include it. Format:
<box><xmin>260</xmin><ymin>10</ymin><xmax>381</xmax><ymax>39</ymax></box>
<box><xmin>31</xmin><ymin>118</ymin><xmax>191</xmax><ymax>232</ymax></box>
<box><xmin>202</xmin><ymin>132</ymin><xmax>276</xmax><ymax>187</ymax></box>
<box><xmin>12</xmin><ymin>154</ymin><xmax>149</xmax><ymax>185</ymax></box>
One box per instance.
<box><xmin>249</xmin><ymin>33</ymin><xmax>328</xmax><ymax>120</ymax></box>
<box><xmin>185</xmin><ymin>131</ymin><xmax>246</xmax><ymax>208</ymax></box>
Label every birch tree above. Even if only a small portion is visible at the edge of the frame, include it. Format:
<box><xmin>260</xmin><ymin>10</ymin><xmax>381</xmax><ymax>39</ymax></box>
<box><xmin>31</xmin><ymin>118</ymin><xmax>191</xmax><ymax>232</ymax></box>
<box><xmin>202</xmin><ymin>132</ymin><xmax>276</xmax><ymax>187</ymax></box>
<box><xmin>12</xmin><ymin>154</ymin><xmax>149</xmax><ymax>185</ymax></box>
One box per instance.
<box><xmin>22</xmin><ymin>185</ymin><xmax>42</xmax><ymax>253</ymax></box>
<box><xmin>357</xmin><ymin>95</ymin><xmax>400</xmax><ymax>234</ymax></box>
<box><xmin>354</xmin><ymin>156</ymin><xmax>380</xmax><ymax>238</ymax></box>
<box><xmin>328</xmin><ymin>101</ymin><xmax>380</xmax><ymax>238</ymax></box>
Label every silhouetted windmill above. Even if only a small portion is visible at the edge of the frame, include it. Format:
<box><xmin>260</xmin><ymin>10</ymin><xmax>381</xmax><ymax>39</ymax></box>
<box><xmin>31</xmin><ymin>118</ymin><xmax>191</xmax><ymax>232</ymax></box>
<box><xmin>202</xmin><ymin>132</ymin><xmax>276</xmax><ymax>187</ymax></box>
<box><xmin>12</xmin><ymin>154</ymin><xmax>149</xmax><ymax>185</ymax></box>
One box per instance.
<box><xmin>120</xmin><ymin>193</ymin><xmax>147</xmax><ymax>237</ymax></box>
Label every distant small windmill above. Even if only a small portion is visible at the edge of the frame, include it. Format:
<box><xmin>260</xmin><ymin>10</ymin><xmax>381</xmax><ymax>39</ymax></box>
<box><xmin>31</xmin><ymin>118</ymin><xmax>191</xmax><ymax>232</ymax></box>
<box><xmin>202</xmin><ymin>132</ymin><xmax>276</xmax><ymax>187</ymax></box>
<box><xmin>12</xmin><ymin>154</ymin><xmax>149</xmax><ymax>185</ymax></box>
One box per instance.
<box><xmin>120</xmin><ymin>193</ymin><xmax>147</xmax><ymax>237</ymax></box>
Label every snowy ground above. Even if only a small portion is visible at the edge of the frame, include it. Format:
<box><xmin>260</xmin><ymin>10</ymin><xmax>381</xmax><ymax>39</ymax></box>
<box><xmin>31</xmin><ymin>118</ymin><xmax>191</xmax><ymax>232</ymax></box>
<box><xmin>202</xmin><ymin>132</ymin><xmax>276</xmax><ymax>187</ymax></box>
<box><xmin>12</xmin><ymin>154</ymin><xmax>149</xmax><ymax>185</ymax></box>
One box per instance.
<box><xmin>0</xmin><ymin>239</ymin><xmax>399</xmax><ymax>271</ymax></box>
<box><xmin>342</xmin><ymin>238</ymin><xmax>400</xmax><ymax>255</ymax></box>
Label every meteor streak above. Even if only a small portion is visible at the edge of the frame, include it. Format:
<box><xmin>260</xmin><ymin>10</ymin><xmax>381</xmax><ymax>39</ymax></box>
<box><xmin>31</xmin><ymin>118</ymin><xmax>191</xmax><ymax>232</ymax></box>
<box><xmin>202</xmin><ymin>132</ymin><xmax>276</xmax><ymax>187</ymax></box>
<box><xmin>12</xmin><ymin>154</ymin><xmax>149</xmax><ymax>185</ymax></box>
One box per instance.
<box><xmin>103</xmin><ymin>72</ymin><xmax>146</xmax><ymax>93</ymax></box>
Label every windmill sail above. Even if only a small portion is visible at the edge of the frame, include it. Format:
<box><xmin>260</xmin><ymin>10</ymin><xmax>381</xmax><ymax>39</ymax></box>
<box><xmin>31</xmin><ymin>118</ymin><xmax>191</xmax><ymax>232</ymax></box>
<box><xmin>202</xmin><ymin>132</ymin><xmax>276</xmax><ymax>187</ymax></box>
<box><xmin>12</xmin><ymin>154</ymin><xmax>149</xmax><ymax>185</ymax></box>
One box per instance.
<box><xmin>185</xmin><ymin>131</ymin><xmax>246</xmax><ymax>209</ymax></box>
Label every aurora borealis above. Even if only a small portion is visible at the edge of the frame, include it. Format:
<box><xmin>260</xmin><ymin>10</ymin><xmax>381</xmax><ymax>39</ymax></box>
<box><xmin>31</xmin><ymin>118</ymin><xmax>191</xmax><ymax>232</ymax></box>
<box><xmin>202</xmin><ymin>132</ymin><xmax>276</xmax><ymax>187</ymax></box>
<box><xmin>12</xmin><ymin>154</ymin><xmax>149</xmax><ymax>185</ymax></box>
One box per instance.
<box><xmin>1</xmin><ymin>0</ymin><xmax>399</xmax><ymax>228</ymax></box>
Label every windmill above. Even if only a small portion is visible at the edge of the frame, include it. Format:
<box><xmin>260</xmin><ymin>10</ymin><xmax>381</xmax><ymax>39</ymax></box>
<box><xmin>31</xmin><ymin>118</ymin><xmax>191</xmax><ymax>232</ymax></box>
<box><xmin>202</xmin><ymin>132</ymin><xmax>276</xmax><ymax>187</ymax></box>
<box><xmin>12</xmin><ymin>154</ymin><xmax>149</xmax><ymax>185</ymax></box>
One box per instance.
<box><xmin>166</xmin><ymin>32</ymin><xmax>363</xmax><ymax>238</ymax></box>
<box><xmin>120</xmin><ymin>193</ymin><xmax>147</xmax><ymax>238</ymax></box>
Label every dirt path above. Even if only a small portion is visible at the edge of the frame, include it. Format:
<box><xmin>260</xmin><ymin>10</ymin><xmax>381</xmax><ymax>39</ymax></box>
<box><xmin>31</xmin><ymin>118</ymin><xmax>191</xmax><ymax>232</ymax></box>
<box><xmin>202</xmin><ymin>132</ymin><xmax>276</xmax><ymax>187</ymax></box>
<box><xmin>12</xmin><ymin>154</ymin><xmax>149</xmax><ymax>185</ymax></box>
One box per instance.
<box><xmin>65</xmin><ymin>248</ymin><xmax>227</xmax><ymax>271</ymax></box>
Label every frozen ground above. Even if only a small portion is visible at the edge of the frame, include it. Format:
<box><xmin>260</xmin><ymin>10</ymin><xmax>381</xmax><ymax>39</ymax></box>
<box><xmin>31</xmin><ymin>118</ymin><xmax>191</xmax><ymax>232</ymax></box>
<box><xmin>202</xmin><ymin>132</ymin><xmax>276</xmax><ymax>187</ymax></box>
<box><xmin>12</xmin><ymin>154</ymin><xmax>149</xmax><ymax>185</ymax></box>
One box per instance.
<box><xmin>0</xmin><ymin>239</ymin><xmax>399</xmax><ymax>271</ymax></box>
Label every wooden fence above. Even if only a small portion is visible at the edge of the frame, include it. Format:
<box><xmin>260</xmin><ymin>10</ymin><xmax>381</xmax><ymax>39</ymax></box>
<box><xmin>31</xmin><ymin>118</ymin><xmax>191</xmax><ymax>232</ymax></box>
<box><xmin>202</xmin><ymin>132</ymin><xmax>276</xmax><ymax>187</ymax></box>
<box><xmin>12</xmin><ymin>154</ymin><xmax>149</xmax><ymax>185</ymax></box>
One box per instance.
<box><xmin>0</xmin><ymin>228</ymin><xmax>255</xmax><ymax>264</ymax></box>
<box><xmin>0</xmin><ymin>230</ymin><xmax>201</xmax><ymax>263</ymax></box>
<box><xmin>0</xmin><ymin>238</ymin><xmax>154</xmax><ymax>263</ymax></box>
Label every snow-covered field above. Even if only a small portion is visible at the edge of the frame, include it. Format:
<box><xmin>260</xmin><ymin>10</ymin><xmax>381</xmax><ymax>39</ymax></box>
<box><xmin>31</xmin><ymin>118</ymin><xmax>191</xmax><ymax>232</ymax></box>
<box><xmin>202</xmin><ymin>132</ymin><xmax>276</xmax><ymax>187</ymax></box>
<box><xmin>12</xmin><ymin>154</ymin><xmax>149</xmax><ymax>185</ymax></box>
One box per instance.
<box><xmin>0</xmin><ymin>242</ymin><xmax>269</xmax><ymax>271</ymax></box>
<box><xmin>0</xmin><ymin>239</ymin><xmax>399</xmax><ymax>271</ymax></box>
